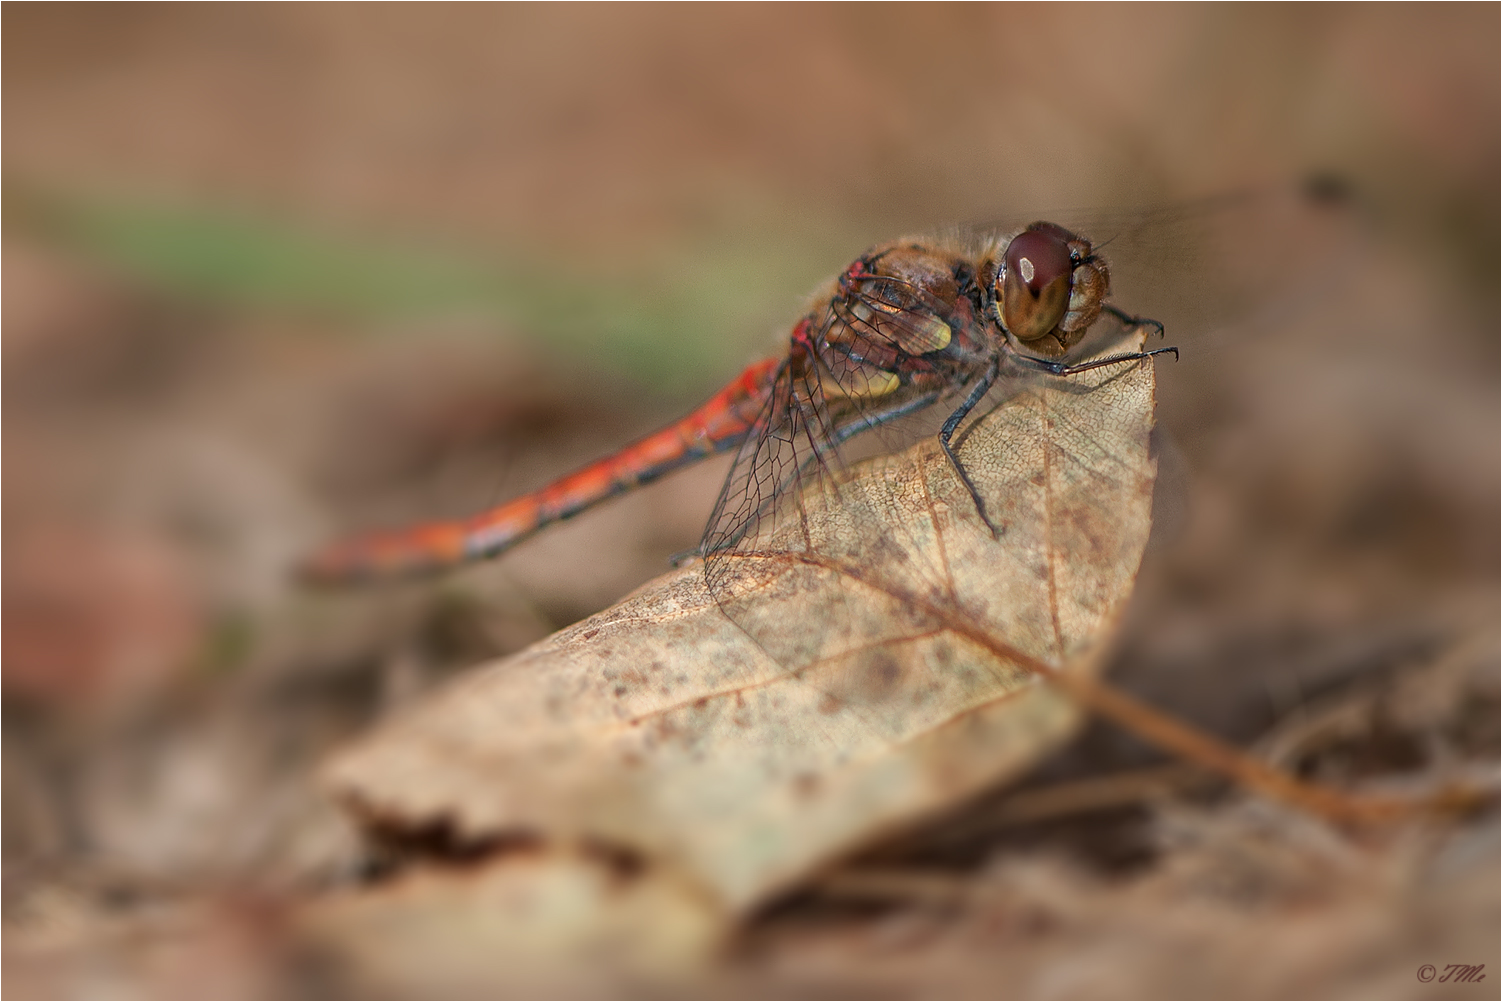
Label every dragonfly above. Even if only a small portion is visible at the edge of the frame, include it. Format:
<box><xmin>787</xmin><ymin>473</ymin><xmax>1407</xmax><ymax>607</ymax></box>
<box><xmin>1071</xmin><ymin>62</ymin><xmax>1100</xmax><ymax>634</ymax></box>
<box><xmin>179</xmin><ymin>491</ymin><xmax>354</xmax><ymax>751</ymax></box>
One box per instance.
<box><xmin>301</xmin><ymin>180</ymin><xmax>1354</xmax><ymax>588</ymax></box>
<box><xmin>299</xmin><ymin>219</ymin><xmax>1178</xmax><ymax>587</ymax></box>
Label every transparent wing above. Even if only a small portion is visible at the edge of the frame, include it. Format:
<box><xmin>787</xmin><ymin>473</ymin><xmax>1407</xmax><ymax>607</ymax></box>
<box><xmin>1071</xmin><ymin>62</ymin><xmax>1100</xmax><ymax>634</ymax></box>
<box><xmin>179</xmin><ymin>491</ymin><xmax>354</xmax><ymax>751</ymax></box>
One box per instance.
<box><xmin>701</xmin><ymin>322</ymin><xmax>1162</xmax><ymax>755</ymax></box>
<box><xmin>702</xmin><ymin>248</ymin><xmax>991</xmax><ymax>593</ymax></box>
<box><xmin>700</xmin><ymin>335</ymin><xmax>958</xmax><ymax>598</ymax></box>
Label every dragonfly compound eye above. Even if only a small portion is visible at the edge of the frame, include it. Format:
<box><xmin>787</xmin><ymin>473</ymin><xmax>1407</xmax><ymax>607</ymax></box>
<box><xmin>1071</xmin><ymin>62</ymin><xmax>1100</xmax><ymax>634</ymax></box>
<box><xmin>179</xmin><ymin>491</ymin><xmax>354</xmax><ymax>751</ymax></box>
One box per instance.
<box><xmin>999</xmin><ymin>223</ymin><xmax>1075</xmax><ymax>343</ymax></box>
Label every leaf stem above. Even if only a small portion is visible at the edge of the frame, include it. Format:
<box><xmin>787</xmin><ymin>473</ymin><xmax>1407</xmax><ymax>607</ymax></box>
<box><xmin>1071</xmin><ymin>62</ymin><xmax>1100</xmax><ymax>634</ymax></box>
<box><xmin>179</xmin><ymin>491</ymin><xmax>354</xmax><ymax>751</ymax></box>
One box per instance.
<box><xmin>967</xmin><ymin>631</ymin><xmax>1486</xmax><ymax>825</ymax></box>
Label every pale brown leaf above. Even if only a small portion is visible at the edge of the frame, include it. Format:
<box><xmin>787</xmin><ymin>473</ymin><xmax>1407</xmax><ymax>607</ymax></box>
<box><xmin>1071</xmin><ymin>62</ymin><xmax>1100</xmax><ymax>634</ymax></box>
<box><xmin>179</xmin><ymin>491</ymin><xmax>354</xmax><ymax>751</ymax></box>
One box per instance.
<box><xmin>300</xmin><ymin>847</ymin><xmax>721</xmax><ymax>997</ymax></box>
<box><xmin>324</xmin><ymin>330</ymin><xmax>1159</xmax><ymax>917</ymax></box>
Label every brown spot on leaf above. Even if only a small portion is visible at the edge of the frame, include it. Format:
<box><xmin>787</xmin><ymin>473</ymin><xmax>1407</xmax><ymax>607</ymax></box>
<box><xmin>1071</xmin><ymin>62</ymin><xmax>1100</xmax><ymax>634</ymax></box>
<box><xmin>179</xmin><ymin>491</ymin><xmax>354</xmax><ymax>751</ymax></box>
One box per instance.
<box><xmin>858</xmin><ymin>651</ymin><xmax>904</xmax><ymax>696</ymax></box>
<box><xmin>792</xmin><ymin>772</ymin><xmax>822</xmax><ymax>799</ymax></box>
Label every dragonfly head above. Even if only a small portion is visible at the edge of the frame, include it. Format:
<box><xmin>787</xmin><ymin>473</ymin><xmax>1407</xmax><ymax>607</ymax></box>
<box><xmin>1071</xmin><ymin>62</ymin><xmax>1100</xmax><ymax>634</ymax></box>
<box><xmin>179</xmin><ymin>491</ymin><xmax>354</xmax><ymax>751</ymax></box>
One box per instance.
<box><xmin>995</xmin><ymin>222</ymin><xmax>1109</xmax><ymax>357</ymax></box>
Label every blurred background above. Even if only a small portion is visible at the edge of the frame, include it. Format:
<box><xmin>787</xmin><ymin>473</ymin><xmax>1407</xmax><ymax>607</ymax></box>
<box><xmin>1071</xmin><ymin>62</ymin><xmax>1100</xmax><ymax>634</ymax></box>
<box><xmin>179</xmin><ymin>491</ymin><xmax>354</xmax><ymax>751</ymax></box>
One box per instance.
<box><xmin>4</xmin><ymin>5</ymin><xmax>1496</xmax><ymax>997</ymax></box>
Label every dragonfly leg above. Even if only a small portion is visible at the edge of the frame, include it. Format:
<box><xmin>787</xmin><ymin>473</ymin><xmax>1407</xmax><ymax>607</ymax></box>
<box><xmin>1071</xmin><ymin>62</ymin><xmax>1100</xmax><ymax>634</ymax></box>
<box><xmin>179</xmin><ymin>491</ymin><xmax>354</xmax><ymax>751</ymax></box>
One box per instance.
<box><xmin>939</xmin><ymin>356</ymin><xmax>1003</xmax><ymax>538</ymax></box>
<box><xmin>1057</xmin><ymin>344</ymin><xmax>1178</xmax><ymax>376</ymax></box>
<box><xmin>1102</xmin><ymin>304</ymin><xmax>1166</xmax><ymax>339</ymax></box>
<box><xmin>1015</xmin><ymin>344</ymin><xmax>1179</xmax><ymax>378</ymax></box>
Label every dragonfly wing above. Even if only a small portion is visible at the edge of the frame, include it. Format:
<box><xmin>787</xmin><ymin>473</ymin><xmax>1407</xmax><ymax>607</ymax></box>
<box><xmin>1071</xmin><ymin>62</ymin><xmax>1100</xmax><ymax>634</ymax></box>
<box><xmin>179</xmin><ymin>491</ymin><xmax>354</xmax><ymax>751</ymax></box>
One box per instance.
<box><xmin>701</xmin><ymin>330</ymin><xmax>959</xmax><ymax>596</ymax></box>
<box><xmin>700</xmin><ymin>325</ymin><xmax>1161</xmax><ymax>749</ymax></box>
<box><xmin>701</xmin><ymin>343</ymin><xmax>978</xmax><ymax>677</ymax></box>
<box><xmin>702</xmin><ymin>349</ymin><xmax>867</xmax><ymax>592</ymax></box>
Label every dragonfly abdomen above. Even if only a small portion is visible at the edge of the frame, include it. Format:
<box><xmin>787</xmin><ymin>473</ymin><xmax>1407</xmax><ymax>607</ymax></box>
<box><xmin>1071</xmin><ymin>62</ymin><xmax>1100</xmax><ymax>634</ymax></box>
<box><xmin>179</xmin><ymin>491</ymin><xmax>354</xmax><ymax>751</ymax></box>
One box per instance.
<box><xmin>301</xmin><ymin>356</ymin><xmax>781</xmax><ymax>583</ymax></box>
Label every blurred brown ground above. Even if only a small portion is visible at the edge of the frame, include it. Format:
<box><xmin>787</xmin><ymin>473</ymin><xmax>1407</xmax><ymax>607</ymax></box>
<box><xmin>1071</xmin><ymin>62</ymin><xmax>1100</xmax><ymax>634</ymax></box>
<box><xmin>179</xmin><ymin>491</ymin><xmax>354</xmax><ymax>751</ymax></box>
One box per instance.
<box><xmin>3</xmin><ymin>5</ymin><xmax>1497</xmax><ymax>998</ymax></box>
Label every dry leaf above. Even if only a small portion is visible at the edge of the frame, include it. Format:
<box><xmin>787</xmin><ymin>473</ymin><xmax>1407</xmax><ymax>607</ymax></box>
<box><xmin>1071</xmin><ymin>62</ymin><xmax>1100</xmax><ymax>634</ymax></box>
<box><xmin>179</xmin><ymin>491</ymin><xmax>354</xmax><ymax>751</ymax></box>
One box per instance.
<box><xmin>323</xmin><ymin>330</ymin><xmax>1158</xmax><ymax>927</ymax></box>
<box><xmin>301</xmin><ymin>846</ymin><xmax>721</xmax><ymax>997</ymax></box>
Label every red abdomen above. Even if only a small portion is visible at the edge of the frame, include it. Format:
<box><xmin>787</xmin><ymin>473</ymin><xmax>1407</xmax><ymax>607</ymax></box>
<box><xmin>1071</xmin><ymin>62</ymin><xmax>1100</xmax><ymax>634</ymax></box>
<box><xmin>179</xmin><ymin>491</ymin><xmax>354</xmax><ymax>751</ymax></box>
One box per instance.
<box><xmin>301</xmin><ymin>356</ymin><xmax>782</xmax><ymax>583</ymax></box>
